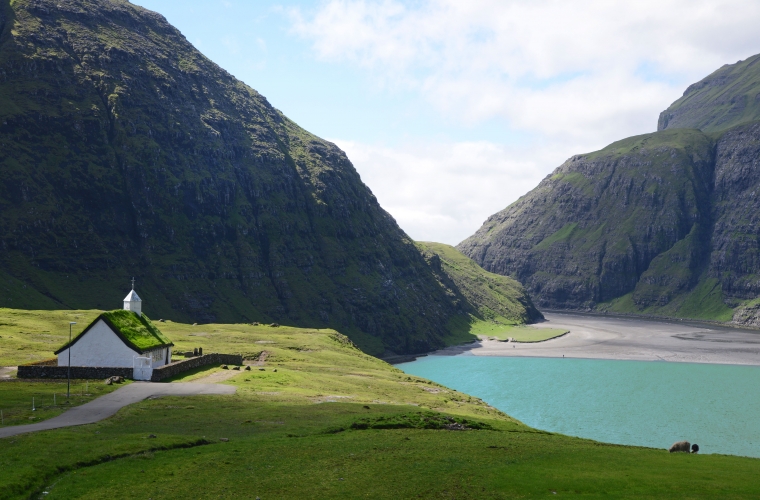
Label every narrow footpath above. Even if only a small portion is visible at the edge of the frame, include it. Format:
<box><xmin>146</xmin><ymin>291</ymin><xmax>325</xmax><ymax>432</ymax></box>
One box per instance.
<box><xmin>0</xmin><ymin>382</ymin><xmax>236</xmax><ymax>439</ymax></box>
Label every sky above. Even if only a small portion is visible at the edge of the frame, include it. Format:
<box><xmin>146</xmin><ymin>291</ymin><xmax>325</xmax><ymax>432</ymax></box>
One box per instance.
<box><xmin>133</xmin><ymin>0</ymin><xmax>760</xmax><ymax>245</ymax></box>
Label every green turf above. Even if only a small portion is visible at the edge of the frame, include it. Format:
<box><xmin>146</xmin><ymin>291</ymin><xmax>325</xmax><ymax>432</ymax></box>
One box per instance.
<box><xmin>0</xmin><ymin>379</ymin><xmax>125</xmax><ymax>427</ymax></box>
<box><xmin>39</xmin><ymin>416</ymin><xmax>760</xmax><ymax>500</ymax></box>
<box><xmin>99</xmin><ymin>311</ymin><xmax>172</xmax><ymax>351</ymax></box>
<box><xmin>1</xmin><ymin>311</ymin><xmax>759</xmax><ymax>498</ymax></box>
<box><xmin>459</xmin><ymin>320</ymin><xmax>568</xmax><ymax>342</ymax></box>
<box><xmin>477</xmin><ymin>324</ymin><xmax>569</xmax><ymax>342</ymax></box>
<box><xmin>0</xmin><ymin>308</ymin><xmax>102</xmax><ymax>366</ymax></box>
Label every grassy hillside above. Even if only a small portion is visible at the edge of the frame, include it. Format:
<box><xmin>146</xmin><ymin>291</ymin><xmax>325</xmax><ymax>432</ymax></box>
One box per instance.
<box><xmin>416</xmin><ymin>242</ymin><xmax>545</xmax><ymax>341</ymax></box>
<box><xmin>0</xmin><ymin>308</ymin><xmax>102</xmax><ymax>366</ymax></box>
<box><xmin>659</xmin><ymin>53</ymin><xmax>760</xmax><ymax>133</ymax></box>
<box><xmin>1</xmin><ymin>310</ymin><xmax>759</xmax><ymax>498</ymax></box>
<box><xmin>597</xmin><ymin>278</ymin><xmax>735</xmax><ymax>322</ymax></box>
<box><xmin>0</xmin><ymin>0</ymin><xmax>469</xmax><ymax>356</ymax></box>
<box><xmin>0</xmin><ymin>379</ymin><xmax>124</xmax><ymax>427</ymax></box>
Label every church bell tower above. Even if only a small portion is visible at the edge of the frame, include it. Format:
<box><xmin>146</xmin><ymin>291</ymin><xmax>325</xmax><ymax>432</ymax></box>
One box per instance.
<box><xmin>123</xmin><ymin>277</ymin><xmax>142</xmax><ymax>317</ymax></box>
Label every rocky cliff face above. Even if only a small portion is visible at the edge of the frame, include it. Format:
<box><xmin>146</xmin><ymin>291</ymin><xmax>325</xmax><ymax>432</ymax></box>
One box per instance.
<box><xmin>709</xmin><ymin>123</ymin><xmax>760</xmax><ymax>304</ymax></box>
<box><xmin>459</xmin><ymin>129</ymin><xmax>715</xmax><ymax>311</ymax></box>
<box><xmin>0</xmin><ymin>0</ymin><xmax>465</xmax><ymax>355</ymax></box>
<box><xmin>460</xmin><ymin>55</ymin><xmax>760</xmax><ymax>323</ymax></box>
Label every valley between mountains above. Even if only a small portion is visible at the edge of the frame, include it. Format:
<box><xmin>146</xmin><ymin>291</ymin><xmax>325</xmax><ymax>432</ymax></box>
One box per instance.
<box><xmin>2</xmin><ymin>1</ymin><xmax>760</xmax><ymax>498</ymax></box>
<box><xmin>3</xmin><ymin>0</ymin><xmax>760</xmax><ymax>355</ymax></box>
<box><xmin>0</xmin><ymin>0</ymin><xmax>536</xmax><ymax>357</ymax></box>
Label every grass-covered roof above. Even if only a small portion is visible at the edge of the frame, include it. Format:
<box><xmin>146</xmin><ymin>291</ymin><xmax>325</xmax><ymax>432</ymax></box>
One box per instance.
<box><xmin>55</xmin><ymin>310</ymin><xmax>173</xmax><ymax>354</ymax></box>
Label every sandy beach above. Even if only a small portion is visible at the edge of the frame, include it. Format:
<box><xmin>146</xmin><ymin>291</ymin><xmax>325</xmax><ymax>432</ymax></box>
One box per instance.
<box><xmin>435</xmin><ymin>312</ymin><xmax>760</xmax><ymax>366</ymax></box>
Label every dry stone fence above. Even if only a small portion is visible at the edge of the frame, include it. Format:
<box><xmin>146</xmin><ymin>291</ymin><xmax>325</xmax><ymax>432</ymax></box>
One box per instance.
<box><xmin>17</xmin><ymin>353</ymin><xmax>243</xmax><ymax>381</ymax></box>
<box><xmin>150</xmin><ymin>353</ymin><xmax>243</xmax><ymax>381</ymax></box>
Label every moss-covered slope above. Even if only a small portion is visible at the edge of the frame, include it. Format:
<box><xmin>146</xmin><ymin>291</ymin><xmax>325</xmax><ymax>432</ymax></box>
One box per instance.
<box><xmin>0</xmin><ymin>0</ymin><xmax>460</xmax><ymax>355</ymax></box>
<box><xmin>3</xmin><ymin>312</ymin><xmax>760</xmax><ymax>498</ymax></box>
<box><xmin>416</xmin><ymin>242</ymin><xmax>542</xmax><ymax>339</ymax></box>
<box><xmin>658</xmin><ymin>53</ymin><xmax>760</xmax><ymax>133</ymax></box>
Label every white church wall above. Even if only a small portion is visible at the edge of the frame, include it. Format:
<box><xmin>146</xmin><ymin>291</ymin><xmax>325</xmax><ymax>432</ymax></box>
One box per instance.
<box><xmin>145</xmin><ymin>347</ymin><xmax>170</xmax><ymax>368</ymax></box>
<box><xmin>57</xmin><ymin>320</ymin><xmax>138</xmax><ymax>368</ymax></box>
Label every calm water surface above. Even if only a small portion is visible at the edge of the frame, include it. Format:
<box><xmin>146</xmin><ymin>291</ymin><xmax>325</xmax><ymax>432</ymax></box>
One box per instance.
<box><xmin>398</xmin><ymin>356</ymin><xmax>760</xmax><ymax>458</ymax></box>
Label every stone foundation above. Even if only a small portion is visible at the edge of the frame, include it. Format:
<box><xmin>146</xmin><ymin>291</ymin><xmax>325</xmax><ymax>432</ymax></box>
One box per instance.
<box><xmin>17</xmin><ymin>365</ymin><xmax>133</xmax><ymax>380</ymax></box>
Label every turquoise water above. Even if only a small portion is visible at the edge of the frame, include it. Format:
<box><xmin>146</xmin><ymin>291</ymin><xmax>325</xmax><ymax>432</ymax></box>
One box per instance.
<box><xmin>398</xmin><ymin>356</ymin><xmax>760</xmax><ymax>458</ymax></box>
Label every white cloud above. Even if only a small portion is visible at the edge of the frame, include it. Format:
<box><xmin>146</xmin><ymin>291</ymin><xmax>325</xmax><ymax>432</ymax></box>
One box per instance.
<box><xmin>292</xmin><ymin>0</ymin><xmax>760</xmax><ymax>140</ymax></box>
<box><xmin>335</xmin><ymin>139</ymin><xmax>566</xmax><ymax>244</ymax></box>
<box><xmin>294</xmin><ymin>0</ymin><xmax>760</xmax><ymax>243</ymax></box>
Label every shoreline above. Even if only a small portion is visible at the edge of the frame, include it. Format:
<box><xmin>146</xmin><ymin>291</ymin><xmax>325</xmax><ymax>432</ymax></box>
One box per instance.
<box><xmin>540</xmin><ymin>308</ymin><xmax>760</xmax><ymax>333</ymax></box>
<box><xmin>511</xmin><ymin>330</ymin><xmax>570</xmax><ymax>343</ymax></box>
<box><xmin>395</xmin><ymin>311</ymin><xmax>760</xmax><ymax>367</ymax></box>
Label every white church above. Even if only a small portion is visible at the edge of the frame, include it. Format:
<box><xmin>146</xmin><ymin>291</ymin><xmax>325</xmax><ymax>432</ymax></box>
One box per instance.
<box><xmin>55</xmin><ymin>283</ymin><xmax>174</xmax><ymax>378</ymax></box>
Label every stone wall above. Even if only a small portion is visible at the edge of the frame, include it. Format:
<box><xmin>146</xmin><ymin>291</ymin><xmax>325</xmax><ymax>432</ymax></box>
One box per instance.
<box><xmin>150</xmin><ymin>353</ymin><xmax>243</xmax><ymax>382</ymax></box>
<box><xmin>17</xmin><ymin>353</ymin><xmax>243</xmax><ymax>381</ymax></box>
<box><xmin>17</xmin><ymin>365</ymin><xmax>133</xmax><ymax>379</ymax></box>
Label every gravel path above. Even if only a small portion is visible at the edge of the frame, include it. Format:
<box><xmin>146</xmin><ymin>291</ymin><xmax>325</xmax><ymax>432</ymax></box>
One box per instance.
<box><xmin>0</xmin><ymin>382</ymin><xmax>236</xmax><ymax>439</ymax></box>
<box><xmin>435</xmin><ymin>312</ymin><xmax>760</xmax><ymax>366</ymax></box>
<box><xmin>187</xmin><ymin>368</ymin><xmax>246</xmax><ymax>383</ymax></box>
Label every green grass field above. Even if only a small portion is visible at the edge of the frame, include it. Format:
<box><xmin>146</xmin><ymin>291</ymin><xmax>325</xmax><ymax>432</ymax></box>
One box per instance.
<box><xmin>0</xmin><ymin>380</ymin><xmax>125</xmax><ymax>427</ymax></box>
<box><xmin>472</xmin><ymin>323</ymin><xmax>569</xmax><ymax>342</ymax></box>
<box><xmin>0</xmin><ymin>308</ymin><xmax>102</xmax><ymax>366</ymax></box>
<box><xmin>1</xmin><ymin>309</ymin><xmax>759</xmax><ymax>498</ymax></box>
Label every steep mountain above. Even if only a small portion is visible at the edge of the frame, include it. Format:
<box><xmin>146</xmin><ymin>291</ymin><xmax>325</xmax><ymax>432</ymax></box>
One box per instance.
<box><xmin>0</xmin><ymin>0</ymin><xmax>497</xmax><ymax>356</ymax></box>
<box><xmin>658</xmin><ymin>53</ymin><xmax>760</xmax><ymax>133</ymax></box>
<box><xmin>416</xmin><ymin>242</ymin><xmax>542</xmax><ymax>339</ymax></box>
<box><xmin>460</xmin><ymin>54</ymin><xmax>760</xmax><ymax>324</ymax></box>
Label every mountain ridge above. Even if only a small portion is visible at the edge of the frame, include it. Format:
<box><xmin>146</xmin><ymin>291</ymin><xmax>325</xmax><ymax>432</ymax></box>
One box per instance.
<box><xmin>658</xmin><ymin>53</ymin><xmax>760</xmax><ymax>133</ymax></box>
<box><xmin>460</xmin><ymin>55</ymin><xmax>760</xmax><ymax>325</ymax></box>
<box><xmin>0</xmin><ymin>0</ymin><xmax>540</xmax><ymax>356</ymax></box>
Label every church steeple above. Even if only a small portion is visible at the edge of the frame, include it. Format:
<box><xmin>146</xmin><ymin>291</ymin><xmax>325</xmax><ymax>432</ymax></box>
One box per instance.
<box><xmin>123</xmin><ymin>277</ymin><xmax>142</xmax><ymax>316</ymax></box>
